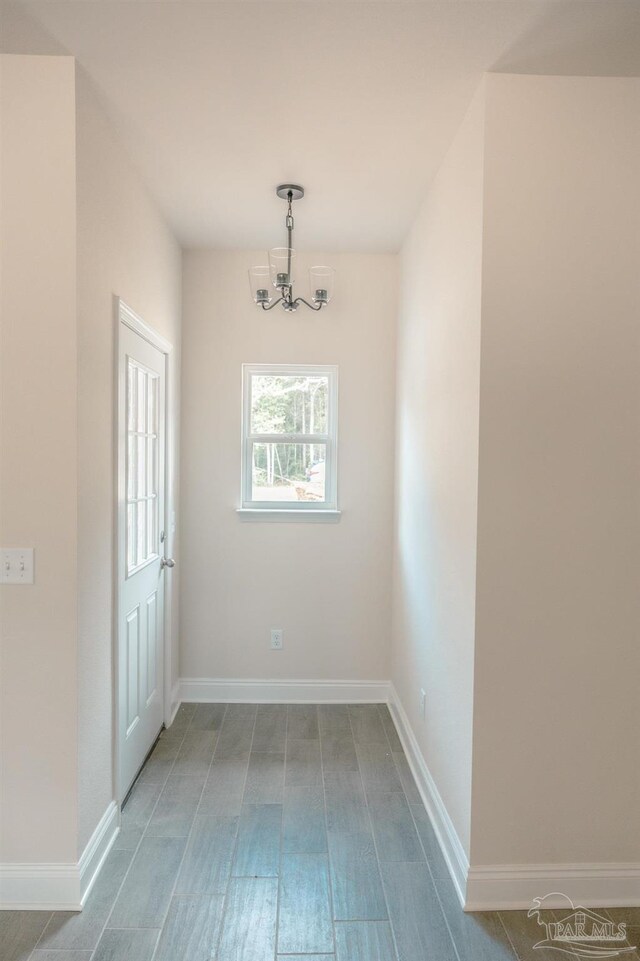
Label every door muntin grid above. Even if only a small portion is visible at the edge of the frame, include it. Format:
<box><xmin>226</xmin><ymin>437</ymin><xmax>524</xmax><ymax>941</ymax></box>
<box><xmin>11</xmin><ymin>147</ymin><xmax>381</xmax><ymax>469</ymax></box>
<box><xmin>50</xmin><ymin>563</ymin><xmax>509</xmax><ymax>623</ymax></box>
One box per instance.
<box><xmin>126</xmin><ymin>357</ymin><xmax>160</xmax><ymax>577</ymax></box>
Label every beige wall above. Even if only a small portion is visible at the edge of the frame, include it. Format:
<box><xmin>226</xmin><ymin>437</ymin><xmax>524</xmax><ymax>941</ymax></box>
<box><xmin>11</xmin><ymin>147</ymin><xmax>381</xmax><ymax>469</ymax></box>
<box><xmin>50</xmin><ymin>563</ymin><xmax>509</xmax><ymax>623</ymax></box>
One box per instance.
<box><xmin>391</xmin><ymin>86</ymin><xmax>485</xmax><ymax>857</ymax></box>
<box><xmin>180</xmin><ymin>251</ymin><xmax>396</xmax><ymax>682</ymax></box>
<box><xmin>471</xmin><ymin>73</ymin><xmax>640</xmax><ymax>866</ymax></box>
<box><xmin>0</xmin><ymin>54</ymin><xmax>78</xmax><ymax>862</ymax></box>
<box><xmin>76</xmin><ymin>72</ymin><xmax>181</xmax><ymax>850</ymax></box>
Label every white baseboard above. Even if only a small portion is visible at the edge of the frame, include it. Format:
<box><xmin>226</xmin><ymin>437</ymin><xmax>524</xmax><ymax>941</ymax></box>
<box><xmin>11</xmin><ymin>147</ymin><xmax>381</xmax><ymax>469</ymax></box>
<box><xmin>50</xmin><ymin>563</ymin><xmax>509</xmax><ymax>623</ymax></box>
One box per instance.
<box><xmin>0</xmin><ymin>862</ymin><xmax>81</xmax><ymax>911</ymax></box>
<box><xmin>388</xmin><ymin>683</ymin><xmax>469</xmax><ymax>907</ymax></box>
<box><xmin>179</xmin><ymin>677</ymin><xmax>390</xmax><ymax>704</ymax></box>
<box><xmin>0</xmin><ymin>800</ymin><xmax>120</xmax><ymax>911</ymax></box>
<box><xmin>465</xmin><ymin>863</ymin><xmax>640</xmax><ymax>911</ymax></box>
<box><xmin>168</xmin><ymin>681</ymin><xmax>181</xmax><ymax>725</ymax></box>
<box><xmin>388</xmin><ymin>683</ymin><xmax>640</xmax><ymax>911</ymax></box>
<box><xmin>78</xmin><ymin>800</ymin><xmax>119</xmax><ymax>905</ymax></box>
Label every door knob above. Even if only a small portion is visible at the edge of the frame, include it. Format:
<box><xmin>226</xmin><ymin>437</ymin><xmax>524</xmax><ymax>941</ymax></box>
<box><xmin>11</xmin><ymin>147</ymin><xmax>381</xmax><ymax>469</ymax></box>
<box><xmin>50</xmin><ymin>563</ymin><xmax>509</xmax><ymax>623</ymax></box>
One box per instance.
<box><xmin>161</xmin><ymin>557</ymin><xmax>175</xmax><ymax>569</ymax></box>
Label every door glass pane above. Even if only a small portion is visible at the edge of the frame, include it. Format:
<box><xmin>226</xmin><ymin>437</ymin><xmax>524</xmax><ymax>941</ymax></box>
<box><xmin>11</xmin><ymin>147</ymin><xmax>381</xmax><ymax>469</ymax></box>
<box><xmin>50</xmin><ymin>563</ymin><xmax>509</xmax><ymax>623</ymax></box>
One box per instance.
<box><xmin>251</xmin><ymin>374</ymin><xmax>328</xmax><ymax>434</ymax></box>
<box><xmin>126</xmin><ymin>359</ymin><xmax>160</xmax><ymax>575</ymax></box>
<box><xmin>252</xmin><ymin>442</ymin><xmax>326</xmax><ymax>502</ymax></box>
<box><xmin>136</xmin><ymin>368</ymin><xmax>147</xmax><ymax>432</ymax></box>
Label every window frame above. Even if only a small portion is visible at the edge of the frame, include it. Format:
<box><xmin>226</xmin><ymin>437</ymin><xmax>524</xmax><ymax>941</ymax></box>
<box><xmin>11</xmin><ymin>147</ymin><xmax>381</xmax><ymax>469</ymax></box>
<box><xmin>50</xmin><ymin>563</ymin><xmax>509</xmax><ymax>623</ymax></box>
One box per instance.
<box><xmin>241</xmin><ymin>363</ymin><xmax>339</xmax><ymax>512</ymax></box>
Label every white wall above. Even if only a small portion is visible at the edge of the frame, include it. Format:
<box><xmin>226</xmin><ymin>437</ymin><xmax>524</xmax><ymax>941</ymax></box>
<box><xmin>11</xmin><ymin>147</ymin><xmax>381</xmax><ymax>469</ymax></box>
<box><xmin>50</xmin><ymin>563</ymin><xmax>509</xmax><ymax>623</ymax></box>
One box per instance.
<box><xmin>0</xmin><ymin>54</ymin><xmax>78</xmax><ymax>863</ymax></box>
<box><xmin>180</xmin><ymin>251</ymin><xmax>396</xmax><ymax>683</ymax></box>
<box><xmin>391</xmin><ymin>86</ymin><xmax>485</xmax><ymax>857</ymax></box>
<box><xmin>471</xmin><ymin>73</ymin><xmax>640</xmax><ymax>867</ymax></box>
<box><xmin>76</xmin><ymin>73</ymin><xmax>181</xmax><ymax>850</ymax></box>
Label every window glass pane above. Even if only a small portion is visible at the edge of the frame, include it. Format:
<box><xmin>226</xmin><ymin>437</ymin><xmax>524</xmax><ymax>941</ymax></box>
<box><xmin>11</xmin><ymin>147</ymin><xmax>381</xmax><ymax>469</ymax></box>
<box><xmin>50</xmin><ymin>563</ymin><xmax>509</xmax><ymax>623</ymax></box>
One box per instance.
<box><xmin>251</xmin><ymin>374</ymin><xmax>328</xmax><ymax>435</ymax></box>
<box><xmin>127</xmin><ymin>434</ymin><xmax>136</xmax><ymax>500</ymax></box>
<box><xmin>137</xmin><ymin>436</ymin><xmax>147</xmax><ymax>498</ymax></box>
<box><xmin>137</xmin><ymin>503</ymin><xmax>147</xmax><ymax>566</ymax></box>
<box><xmin>127</xmin><ymin>360</ymin><xmax>137</xmax><ymax>431</ymax></box>
<box><xmin>147</xmin><ymin>436</ymin><xmax>157</xmax><ymax>497</ymax></box>
<box><xmin>252</xmin><ymin>442</ymin><xmax>326</xmax><ymax>502</ymax></box>
<box><xmin>136</xmin><ymin>368</ymin><xmax>147</xmax><ymax>432</ymax></box>
<box><xmin>148</xmin><ymin>374</ymin><xmax>158</xmax><ymax>434</ymax></box>
<box><xmin>127</xmin><ymin>503</ymin><xmax>136</xmax><ymax>572</ymax></box>
<box><xmin>147</xmin><ymin>498</ymin><xmax>157</xmax><ymax>558</ymax></box>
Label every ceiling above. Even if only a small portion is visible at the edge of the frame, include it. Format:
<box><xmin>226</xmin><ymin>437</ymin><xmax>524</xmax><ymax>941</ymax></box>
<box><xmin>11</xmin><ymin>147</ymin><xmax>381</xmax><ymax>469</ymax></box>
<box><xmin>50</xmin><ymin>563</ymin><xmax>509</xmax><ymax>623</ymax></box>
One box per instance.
<box><xmin>3</xmin><ymin>1</ymin><xmax>640</xmax><ymax>251</ymax></box>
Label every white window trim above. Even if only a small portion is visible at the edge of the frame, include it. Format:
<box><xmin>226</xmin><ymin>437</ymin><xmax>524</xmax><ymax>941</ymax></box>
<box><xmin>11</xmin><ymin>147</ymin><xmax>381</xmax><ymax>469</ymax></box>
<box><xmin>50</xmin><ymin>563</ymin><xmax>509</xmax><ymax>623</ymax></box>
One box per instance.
<box><xmin>240</xmin><ymin>363</ymin><xmax>339</xmax><ymax>514</ymax></box>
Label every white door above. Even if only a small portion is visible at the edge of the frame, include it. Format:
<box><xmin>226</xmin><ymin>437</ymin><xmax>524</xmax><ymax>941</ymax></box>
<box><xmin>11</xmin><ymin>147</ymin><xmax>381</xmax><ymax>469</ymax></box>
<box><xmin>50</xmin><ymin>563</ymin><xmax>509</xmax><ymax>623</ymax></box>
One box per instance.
<box><xmin>117</xmin><ymin>320</ymin><xmax>168</xmax><ymax>798</ymax></box>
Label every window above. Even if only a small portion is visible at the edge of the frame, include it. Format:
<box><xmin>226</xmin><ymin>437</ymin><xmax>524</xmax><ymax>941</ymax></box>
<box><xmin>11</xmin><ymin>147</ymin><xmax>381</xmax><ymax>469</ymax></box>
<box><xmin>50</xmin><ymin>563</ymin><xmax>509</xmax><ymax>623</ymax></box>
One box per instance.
<box><xmin>241</xmin><ymin>364</ymin><xmax>338</xmax><ymax>512</ymax></box>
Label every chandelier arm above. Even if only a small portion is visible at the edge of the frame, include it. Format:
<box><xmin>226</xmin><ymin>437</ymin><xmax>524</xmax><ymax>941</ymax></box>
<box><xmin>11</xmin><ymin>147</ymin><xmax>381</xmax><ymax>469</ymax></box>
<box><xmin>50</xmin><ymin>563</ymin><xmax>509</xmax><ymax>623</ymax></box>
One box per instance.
<box><xmin>292</xmin><ymin>297</ymin><xmax>324</xmax><ymax>311</ymax></box>
<box><xmin>261</xmin><ymin>296</ymin><xmax>285</xmax><ymax>311</ymax></box>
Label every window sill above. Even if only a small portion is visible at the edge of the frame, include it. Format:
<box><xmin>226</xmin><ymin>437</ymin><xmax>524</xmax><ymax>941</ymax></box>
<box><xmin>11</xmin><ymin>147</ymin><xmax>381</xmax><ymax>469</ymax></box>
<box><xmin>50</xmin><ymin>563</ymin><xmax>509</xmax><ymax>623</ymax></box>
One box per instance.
<box><xmin>236</xmin><ymin>508</ymin><xmax>342</xmax><ymax>524</ymax></box>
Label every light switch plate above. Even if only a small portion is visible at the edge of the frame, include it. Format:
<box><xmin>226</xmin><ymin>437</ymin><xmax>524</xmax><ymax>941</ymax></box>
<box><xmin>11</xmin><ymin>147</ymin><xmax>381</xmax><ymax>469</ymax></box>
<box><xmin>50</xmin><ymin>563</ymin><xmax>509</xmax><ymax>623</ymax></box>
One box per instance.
<box><xmin>2</xmin><ymin>548</ymin><xmax>34</xmax><ymax>584</ymax></box>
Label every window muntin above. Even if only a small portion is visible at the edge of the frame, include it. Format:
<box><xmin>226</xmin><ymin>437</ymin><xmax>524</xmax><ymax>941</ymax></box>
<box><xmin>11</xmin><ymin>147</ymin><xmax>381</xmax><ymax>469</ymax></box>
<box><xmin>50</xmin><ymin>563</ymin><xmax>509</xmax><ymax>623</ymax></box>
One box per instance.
<box><xmin>242</xmin><ymin>365</ymin><xmax>338</xmax><ymax>510</ymax></box>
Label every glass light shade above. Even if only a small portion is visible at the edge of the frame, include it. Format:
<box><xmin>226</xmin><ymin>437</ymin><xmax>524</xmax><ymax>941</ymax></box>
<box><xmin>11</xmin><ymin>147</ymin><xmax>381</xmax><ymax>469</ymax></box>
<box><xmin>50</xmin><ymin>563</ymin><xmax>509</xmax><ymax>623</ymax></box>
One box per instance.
<box><xmin>309</xmin><ymin>265</ymin><xmax>335</xmax><ymax>305</ymax></box>
<box><xmin>248</xmin><ymin>265</ymin><xmax>272</xmax><ymax>305</ymax></box>
<box><xmin>269</xmin><ymin>247</ymin><xmax>296</xmax><ymax>289</ymax></box>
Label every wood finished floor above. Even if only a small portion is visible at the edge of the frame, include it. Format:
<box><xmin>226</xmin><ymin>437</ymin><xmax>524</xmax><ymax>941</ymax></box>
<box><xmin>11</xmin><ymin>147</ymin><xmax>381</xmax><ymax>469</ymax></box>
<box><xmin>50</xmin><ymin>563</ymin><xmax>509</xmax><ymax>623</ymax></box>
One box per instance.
<box><xmin>3</xmin><ymin>703</ymin><xmax>639</xmax><ymax>961</ymax></box>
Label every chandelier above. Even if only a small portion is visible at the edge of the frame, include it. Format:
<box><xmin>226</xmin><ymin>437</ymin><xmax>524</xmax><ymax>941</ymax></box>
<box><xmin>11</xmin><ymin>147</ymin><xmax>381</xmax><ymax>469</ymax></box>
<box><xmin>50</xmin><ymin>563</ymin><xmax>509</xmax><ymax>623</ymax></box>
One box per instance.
<box><xmin>249</xmin><ymin>185</ymin><xmax>335</xmax><ymax>312</ymax></box>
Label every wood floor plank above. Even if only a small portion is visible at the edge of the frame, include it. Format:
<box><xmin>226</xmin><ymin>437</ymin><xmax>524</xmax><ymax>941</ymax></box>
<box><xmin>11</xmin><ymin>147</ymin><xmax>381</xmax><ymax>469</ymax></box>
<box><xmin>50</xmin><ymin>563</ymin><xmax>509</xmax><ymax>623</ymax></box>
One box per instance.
<box><xmin>214</xmin><ymin>714</ymin><xmax>255</xmax><ymax>760</ymax></box>
<box><xmin>381</xmin><ymin>862</ymin><xmax>457</xmax><ymax>961</ymax></box>
<box><xmin>145</xmin><ymin>774</ymin><xmax>205</xmax><ymax>836</ymax></box>
<box><xmin>355</xmin><ymin>743</ymin><xmax>402</xmax><ymax>794</ymax></box>
<box><xmin>321</xmin><ymin>734</ymin><xmax>359</xmax><ymax>773</ymax></box>
<box><xmin>232</xmin><ymin>803</ymin><xmax>282</xmax><ymax>878</ymax></box>
<box><xmin>36</xmin><ymin>849</ymin><xmax>134</xmax><ymax>951</ymax></box>
<box><xmin>323</xmin><ymin>772</ymin><xmax>370</xmax><ymax>835</ymax></box>
<box><xmin>154</xmin><ymin>895</ymin><xmax>225</xmax><ymax>961</ymax></box>
<box><xmin>285</xmin><ymin>738</ymin><xmax>322</xmax><ymax>787</ymax></box>
<box><xmin>287</xmin><ymin>704</ymin><xmax>319</xmax><ymax>739</ymax></box>
<box><xmin>498</xmin><ymin>910</ymin><xmax>577</xmax><ymax>961</ymax></box>
<box><xmin>92</xmin><ymin>928</ymin><xmax>159</xmax><ymax>961</ymax></box>
<box><xmin>172</xmin><ymin>731</ymin><xmax>218</xmax><ymax>776</ymax></box>
<box><xmin>215</xmin><ymin>877</ymin><xmax>278</xmax><ymax>961</ymax></box>
<box><xmin>367</xmin><ymin>792</ymin><xmax>424</xmax><ymax>862</ymax></box>
<box><xmin>169</xmin><ymin>703</ymin><xmax>197</xmax><ymax>731</ymax></box>
<box><xmin>318</xmin><ymin>704</ymin><xmax>352</xmax><ymax>737</ymax></box>
<box><xmin>436</xmin><ymin>879</ymin><xmax>517</xmax><ymax>961</ymax></box>
<box><xmin>348</xmin><ymin>706</ymin><xmax>388</xmax><ymax>745</ymax></box>
<box><xmin>377</xmin><ymin>706</ymin><xmax>403</xmax><ymax>751</ymax></box>
<box><xmin>137</xmin><ymin>736</ymin><xmax>180</xmax><ymax>782</ymax></box>
<box><xmin>282</xmin><ymin>785</ymin><xmax>327</xmax><ymax>854</ymax></box>
<box><xmin>175</xmin><ymin>816</ymin><xmax>238</xmax><ymax>895</ymax></box>
<box><xmin>0</xmin><ymin>910</ymin><xmax>52</xmax><ymax>961</ymax></box>
<box><xmin>225</xmin><ymin>703</ymin><xmax>258</xmax><ymax>719</ymax></box>
<box><xmin>31</xmin><ymin>952</ymin><xmax>93</xmax><ymax>961</ymax></box>
<box><xmin>199</xmin><ymin>757</ymin><xmax>249</xmax><ymax>817</ymax></box>
<box><xmin>277</xmin><ymin>853</ymin><xmax>334</xmax><ymax>955</ymax></box>
<box><xmin>335</xmin><ymin>920</ymin><xmax>397</xmax><ymax>961</ymax></box>
<box><xmin>328</xmin><ymin>831</ymin><xmax>387</xmax><ymax>921</ymax></box>
<box><xmin>410</xmin><ymin>804</ymin><xmax>450</xmax><ymax>878</ymax></box>
<box><xmin>189</xmin><ymin>703</ymin><xmax>227</xmax><ymax>731</ymax></box>
<box><xmin>243</xmin><ymin>752</ymin><xmax>285</xmax><ymax>803</ymax></box>
<box><xmin>121</xmin><ymin>778</ymin><xmax>164</xmax><ymax>826</ymax></box>
<box><xmin>252</xmin><ymin>705</ymin><xmax>287</xmax><ymax>753</ymax></box>
<box><xmin>108</xmin><ymin>836</ymin><xmax>186</xmax><ymax>928</ymax></box>
<box><xmin>392</xmin><ymin>753</ymin><xmax>421</xmax><ymax>805</ymax></box>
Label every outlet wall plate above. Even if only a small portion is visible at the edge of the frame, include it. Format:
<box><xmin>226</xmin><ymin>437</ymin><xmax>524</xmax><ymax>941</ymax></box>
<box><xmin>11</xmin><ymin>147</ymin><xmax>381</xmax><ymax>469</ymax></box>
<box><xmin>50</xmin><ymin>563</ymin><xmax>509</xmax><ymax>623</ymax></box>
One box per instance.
<box><xmin>270</xmin><ymin>628</ymin><xmax>283</xmax><ymax>650</ymax></box>
<box><xmin>419</xmin><ymin>688</ymin><xmax>426</xmax><ymax>717</ymax></box>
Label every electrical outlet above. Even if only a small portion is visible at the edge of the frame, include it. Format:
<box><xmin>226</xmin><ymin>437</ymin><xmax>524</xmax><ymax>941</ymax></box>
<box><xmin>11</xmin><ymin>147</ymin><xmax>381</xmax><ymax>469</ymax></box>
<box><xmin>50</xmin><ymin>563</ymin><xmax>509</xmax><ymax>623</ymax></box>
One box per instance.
<box><xmin>270</xmin><ymin>628</ymin><xmax>283</xmax><ymax>650</ymax></box>
<box><xmin>419</xmin><ymin>688</ymin><xmax>426</xmax><ymax>718</ymax></box>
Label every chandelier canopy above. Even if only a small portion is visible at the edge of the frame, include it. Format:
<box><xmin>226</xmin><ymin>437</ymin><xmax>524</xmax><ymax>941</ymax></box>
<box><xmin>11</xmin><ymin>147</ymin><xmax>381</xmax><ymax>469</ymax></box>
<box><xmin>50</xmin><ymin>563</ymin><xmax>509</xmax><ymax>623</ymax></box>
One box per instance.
<box><xmin>249</xmin><ymin>185</ymin><xmax>335</xmax><ymax>313</ymax></box>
